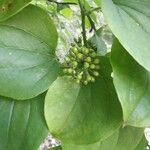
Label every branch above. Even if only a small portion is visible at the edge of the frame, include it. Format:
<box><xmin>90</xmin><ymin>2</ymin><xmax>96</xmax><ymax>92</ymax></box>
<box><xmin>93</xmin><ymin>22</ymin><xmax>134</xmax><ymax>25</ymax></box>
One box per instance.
<box><xmin>47</xmin><ymin>0</ymin><xmax>78</xmax><ymax>5</ymax></box>
<box><xmin>86</xmin><ymin>7</ymin><xmax>101</xmax><ymax>15</ymax></box>
<box><xmin>86</xmin><ymin>13</ymin><xmax>96</xmax><ymax>32</ymax></box>
<box><xmin>78</xmin><ymin>0</ymin><xmax>87</xmax><ymax>46</ymax></box>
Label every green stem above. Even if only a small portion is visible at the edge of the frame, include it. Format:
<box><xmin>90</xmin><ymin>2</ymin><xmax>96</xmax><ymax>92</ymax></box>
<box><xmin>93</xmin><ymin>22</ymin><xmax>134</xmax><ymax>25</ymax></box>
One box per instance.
<box><xmin>86</xmin><ymin>13</ymin><xmax>96</xmax><ymax>32</ymax></box>
<box><xmin>47</xmin><ymin>0</ymin><xmax>77</xmax><ymax>5</ymax></box>
<box><xmin>78</xmin><ymin>0</ymin><xmax>87</xmax><ymax>47</ymax></box>
<box><xmin>86</xmin><ymin>7</ymin><xmax>101</xmax><ymax>15</ymax></box>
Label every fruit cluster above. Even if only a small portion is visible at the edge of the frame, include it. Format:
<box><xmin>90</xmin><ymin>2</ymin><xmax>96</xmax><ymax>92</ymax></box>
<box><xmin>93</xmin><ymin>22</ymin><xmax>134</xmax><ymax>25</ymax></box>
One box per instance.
<box><xmin>63</xmin><ymin>44</ymin><xmax>100</xmax><ymax>85</ymax></box>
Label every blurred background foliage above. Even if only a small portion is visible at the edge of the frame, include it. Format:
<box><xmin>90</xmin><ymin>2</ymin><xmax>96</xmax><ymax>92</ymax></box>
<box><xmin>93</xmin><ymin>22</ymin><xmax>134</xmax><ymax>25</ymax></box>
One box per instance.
<box><xmin>31</xmin><ymin>0</ymin><xmax>113</xmax><ymax>61</ymax></box>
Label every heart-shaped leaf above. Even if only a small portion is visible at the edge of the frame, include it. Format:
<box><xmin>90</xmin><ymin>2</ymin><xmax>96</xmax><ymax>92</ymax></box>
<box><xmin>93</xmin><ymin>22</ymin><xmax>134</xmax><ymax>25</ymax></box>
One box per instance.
<box><xmin>111</xmin><ymin>40</ymin><xmax>150</xmax><ymax>127</ymax></box>
<box><xmin>45</xmin><ymin>57</ymin><xmax>122</xmax><ymax>144</ymax></box>
<box><xmin>0</xmin><ymin>5</ymin><xmax>59</xmax><ymax>100</ymax></box>
<box><xmin>0</xmin><ymin>0</ymin><xmax>31</xmax><ymax>21</ymax></box>
<box><xmin>1</xmin><ymin>4</ymin><xmax>58</xmax><ymax>52</ymax></box>
<box><xmin>0</xmin><ymin>94</ymin><xmax>48</xmax><ymax>150</ymax></box>
<box><xmin>61</xmin><ymin>126</ymin><xmax>145</xmax><ymax>150</ymax></box>
<box><xmin>102</xmin><ymin>0</ymin><xmax>150</xmax><ymax>71</ymax></box>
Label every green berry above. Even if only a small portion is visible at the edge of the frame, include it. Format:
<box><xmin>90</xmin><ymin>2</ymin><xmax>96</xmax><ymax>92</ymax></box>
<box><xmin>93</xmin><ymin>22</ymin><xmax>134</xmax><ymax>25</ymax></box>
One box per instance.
<box><xmin>90</xmin><ymin>64</ymin><xmax>95</xmax><ymax>69</ymax></box>
<box><xmin>76</xmin><ymin>79</ymin><xmax>80</xmax><ymax>84</ymax></box>
<box><xmin>90</xmin><ymin>52</ymin><xmax>96</xmax><ymax>58</ymax></box>
<box><xmin>72</xmin><ymin>47</ymin><xmax>78</xmax><ymax>54</ymax></box>
<box><xmin>72</xmin><ymin>61</ymin><xmax>78</xmax><ymax>68</ymax></box>
<box><xmin>84</xmin><ymin>62</ymin><xmax>90</xmax><ymax>69</ymax></box>
<box><xmin>93</xmin><ymin>71</ymin><xmax>99</xmax><ymax>77</ymax></box>
<box><xmin>94</xmin><ymin>59</ymin><xmax>100</xmax><ymax>64</ymax></box>
<box><xmin>70</xmin><ymin>51</ymin><xmax>75</xmax><ymax>57</ymax></box>
<box><xmin>82</xmin><ymin>47</ymin><xmax>89</xmax><ymax>55</ymax></box>
<box><xmin>86</xmin><ymin>75</ymin><xmax>91</xmax><ymax>81</ymax></box>
<box><xmin>85</xmin><ymin>57</ymin><xmax>92</xmax><ymax>63</ymax></box>
<box><xmin>77</xmin><ymin>74</ymin><xmax>82</xmax><ymax>80</ymax></box>
<box><xmin>91</xmin><ymin>77</ymin><xmax>95</xmax><ymax>82</ymax></box>
<box><xmin>68</xmin><ymin>68</ymin><xmax>73</xmax><ymax>74</ymax></box>
<box><xmin>70</xmin><ymin>56</ymin><xmax>76</xmax><ymax>61</ymax></box>
<box><xmin>63</xmin><ymin>69</ymin><xmax>67</xmax><ymax>73</ymax></box>
<box><xmin>84</xmin><ymin>81</ymin><xmax>88</xmax><ymax>85</ymax></box>
<box><xmin>77</xmin><ymin>53</ymin><xmax>83</xmax><ymax>59</ymax></box>
<box><xmin>89</xmin><ymin>48</ymin><xmax>94</xmax><ymax>52</ymax></box>
<box><xmin>65</xmin><ymin>57</ymin><xmax>70</xmax><ymax>62</ymax></box>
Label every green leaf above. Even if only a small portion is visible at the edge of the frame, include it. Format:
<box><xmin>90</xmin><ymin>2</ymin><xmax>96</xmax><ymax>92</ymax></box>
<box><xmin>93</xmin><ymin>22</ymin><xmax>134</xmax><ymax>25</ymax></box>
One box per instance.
<box><xmin>50</xmin><ymin>146</ymin><xmax>62</xmax><ymax>150</ymax></box>
<box><xmin>94</xmin><ymin>0</ymin><xmax>101</xmax><ymax>7</ymax></box>
<box><xmin>60</xmin><ymin>8</ymin><xmax>73</xmax><ymax>18</ymax></box>
<box><xmin>108</xmin><ymin>126</ymin><xmax>144</xmax><ymax>150</ymax></box>
<box><xmin>0</xmin><ymin>94</ymin><xmax>48</xmax><ymax>150</ymax></box>
<box><xmin>111</xmin><ymin>39</ymin><xmax>150</xmax><ymax>127</ymax></box>
<box><xmin>45</xmin><ymin>57</ymin><xmax>122</xmax><ymax>144</ymax></box>
<box><xmin>1</xmin><ymin>4</ymin><xmax>58</xmax><ymax>52</ymax></box>
<box><xmin>0</xmin><ymin>0</ymin><xmax>31</xmax><ymax>21</ymax></box>
<box><xmin>0</xmin><ymin>5</ymin><xmax>59</xmax><ymax>100</ymax></box>
<box><xmin>89</xmin><ymin>31</ymin><xmax>107</xmax><ymax>56</ymax></box>
<box><xmin>135</xmin><ymin>136</ymin><xmax>147</xmax><ymax>150</ymax></box>
<box><xmin>102</xmin><ymin>0</ymin><xmax>150</xmax><ymax>71</ymax></box>
<box><xmin>61</xmin><ymin>126</ymin><xmax>144</xmax><ymax>150</ymax></box>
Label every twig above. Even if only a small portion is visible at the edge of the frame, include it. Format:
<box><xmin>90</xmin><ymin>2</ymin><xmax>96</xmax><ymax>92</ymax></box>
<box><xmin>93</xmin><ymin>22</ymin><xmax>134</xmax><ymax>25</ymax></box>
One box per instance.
<box><xmin>86</xmin><ymin>13</ymin><xmax>96</xmax><ymax>32</ymax></box>
<box><xmin>78</xmin><ymin>0</ymin><xmax>87</xmax><ymax>46</ymax></box>
<box><xmin>86</xmin><ymin>7</ymin><xmax>101</xmax><ymax>15</ymax></box>
<box><xmin>47</xmin><ymin>0</ymin><xmax>77</xmax><ymax>5</ymax></box>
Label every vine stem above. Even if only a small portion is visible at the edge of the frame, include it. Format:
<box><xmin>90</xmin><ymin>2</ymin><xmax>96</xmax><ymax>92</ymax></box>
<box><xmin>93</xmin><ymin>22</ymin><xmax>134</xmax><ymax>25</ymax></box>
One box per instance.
<box><xmin>47</xmin><ymin>0</ymin><xmax>77</xmax><ymax>5</ymax></box>
<box><xmin>78</xmin><ymin>0</ymin><xmax>87</xmax><ymax>47</ymax></box>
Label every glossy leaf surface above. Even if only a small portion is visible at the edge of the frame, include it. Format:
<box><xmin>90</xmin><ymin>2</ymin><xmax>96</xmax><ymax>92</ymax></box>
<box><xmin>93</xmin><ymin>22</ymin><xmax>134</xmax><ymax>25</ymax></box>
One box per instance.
<box><xmin>61</xmin><ymin>126</ymin><xmax>144</xmax><ymax>150</ymax></box>
<box><xmin>0</xmin><ymin>0</ymin><xmax>31</xmax><ymax>21</ymax></box>
<box><xmin>0</xmin><ymin>5</ymin><xmax>59</xmax><ymax>100</ymax></box>
<box><xmin>45</xmin><ymin>57</ymin><xmax>122</xmax><ymax>144</ymax></box>
<box><xmin>111</xmin><ymin>40</ymin><xmax>150</xmax><ymax>127</ymax></box>
<box><xmin>0</xmin><ymin>94</ymin><xmax>48</xmax><ymax>150</ymax></box>
<box><xmin>102</xmin><ymin>0</ymin><xmax>150</xmax><ymax>71</ymax></box>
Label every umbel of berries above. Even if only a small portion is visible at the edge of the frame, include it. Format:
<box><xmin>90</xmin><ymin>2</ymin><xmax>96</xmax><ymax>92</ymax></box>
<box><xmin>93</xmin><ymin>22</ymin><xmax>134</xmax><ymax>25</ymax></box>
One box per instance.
<box><xmin>63</xmin><ymin>43</ymin><xmax>100</xmax><ymax>85</ymax></box>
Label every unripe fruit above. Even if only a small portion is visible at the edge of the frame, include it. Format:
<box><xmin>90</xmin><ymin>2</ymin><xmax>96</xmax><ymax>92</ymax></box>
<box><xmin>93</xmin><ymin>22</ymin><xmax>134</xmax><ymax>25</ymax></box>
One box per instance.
<box><xmin>84</xmin><ymin>81</ymin><xmax>88</xmax><ymax>85</ymax></box>
<box><xmin>72</xmin><ymin>61</ymin><xmax>78</xmax><ymax>68</ymax></box>
<box><xmin>72</xmin><ymin>47</ymin><xmax>78</xmax><ymax>54</ymax></box>
<box><xmin>77</xmin><ymin>74</ymin><xmax>82</xmax><ymax>80</ymax></box>
<box><xmin>84</xmin><ymin>62</ymin><xmax>90</xmax><ymax>69</ymax></box>
<box><xmin>90</xmin><ymin>52</ymin><xmax>96</xmax><ymax>58</ymax></box>
<box><xmin>70</xmin><ymin>51</ymin><xmax>75</xmax><ymax>57</ymax></box>
<box><xmin>63</xmin><ymin>44</ymin><xmax>100</xmax><ymax>85</ymax></box>
<box><xmin>63</xmin><ymin>69</ymin><xmax>68</xmax><ymax>73</ymax></box>
<box><xmin>93</xmin><ymin>71</ymin><xmax>99</xmax><ymax>77</ymax></box>
<box><xmin>65</xmin><ymin>57</ymin><xmax>70</xmax><ymax>62</ymax></box>
<box><xmin>94</xmin><ymin>59</ymin><xmax>100</xmax><ymax>64</ymax></box>
<box><xmin>81</xmin><ymin>47</ymin><xmax>89</xmax><ymax>54</ymax></box>
<box><xmin>87</xmin><ymin>75</ymin><xmax>91</xmax><ymax>81</ymax></box>
<box><xmin>90</xmin><ymin>64</ymin><xmax>95</xmax><ymax>69</ymax></box>
<box><xmin>77</xmin><ymin>53</ymin><xmax>83</xmax><ymax>59</ymax></box>
<box><xmin>70</xmin><ymin>56</ymin><xmax>75</xmax><ymax>61</ymax></box>
<box><xmin>91</xmin><ymin>77</ymin><xmax>95</xmax><ymax>82</ymax></box>
<box><xmin>76</xmin><ymin>79</ymin><xmax>80</xmax><ymax>84</ymax></box>
<box><xmin>85</xmin><ymin>57</ymin><xmax>92</xmax><ymax>63</ymax></box>
<box><xmin>68</xmin><ymin>68</ymin><xmax>73</xmax><ymax>74</ymax></box>
<box><xmin>89</xmin><ymin>48</ymin><xmax>94</xmax><ymax>52</ymax></box>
